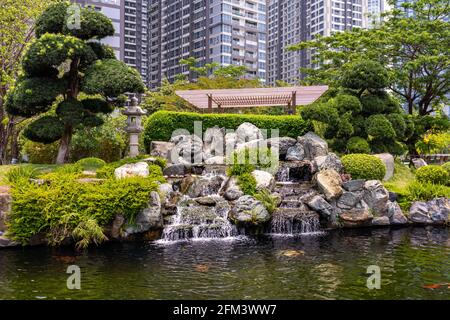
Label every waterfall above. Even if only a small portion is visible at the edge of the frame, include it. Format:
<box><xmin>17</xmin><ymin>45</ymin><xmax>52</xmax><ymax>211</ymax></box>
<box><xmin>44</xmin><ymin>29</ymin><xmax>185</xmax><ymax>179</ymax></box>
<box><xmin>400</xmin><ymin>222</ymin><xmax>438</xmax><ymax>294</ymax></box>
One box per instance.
<box><xmin>159</xmin><ymin>194</ymin><xmax>238</xmax><ymax>242</ymax></box>
<box><xmin>269</xmin><ymin>210</ymin><xmax>321</xmax><ymax>235</ymax></box>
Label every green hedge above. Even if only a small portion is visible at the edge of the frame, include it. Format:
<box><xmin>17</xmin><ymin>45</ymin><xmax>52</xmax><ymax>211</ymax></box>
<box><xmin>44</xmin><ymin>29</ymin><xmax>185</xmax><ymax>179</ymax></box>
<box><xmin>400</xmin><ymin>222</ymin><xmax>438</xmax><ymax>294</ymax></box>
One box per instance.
<box><xmin>342</xmin><ymin>154</ymin><xmax>386</xmax><ymax>181</ymax></box>
<box><xmin>144</xmin><ymin>111</ymin><xmax>312</xmax><ymax>148</ymax></box>
<box><xmin>415</xmin><ymin>165</ymin><xmax>449</xmax><ymax>186</ymax></box>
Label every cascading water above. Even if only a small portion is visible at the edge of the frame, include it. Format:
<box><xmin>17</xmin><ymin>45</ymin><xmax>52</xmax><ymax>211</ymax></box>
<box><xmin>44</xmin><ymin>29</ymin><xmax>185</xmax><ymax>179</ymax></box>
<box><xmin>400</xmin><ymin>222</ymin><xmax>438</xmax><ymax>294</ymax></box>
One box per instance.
<box><xmin>159</xmin><ymin>173</ymin><xmax>239</xmax><ymax>242</ymax></box>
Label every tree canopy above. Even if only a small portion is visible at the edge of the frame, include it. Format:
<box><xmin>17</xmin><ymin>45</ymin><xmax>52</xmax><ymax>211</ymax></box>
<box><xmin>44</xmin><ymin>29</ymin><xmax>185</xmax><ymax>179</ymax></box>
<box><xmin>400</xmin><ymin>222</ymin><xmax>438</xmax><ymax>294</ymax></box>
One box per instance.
<box><xmin>289</xmin><ymin>0</ymin><xmax>450</xmax><ymax>116</ymax></box>
<box><xmin>5</xmin><ymin>2</ymin><xmax>145</xmax><ymax>163</ymax></box>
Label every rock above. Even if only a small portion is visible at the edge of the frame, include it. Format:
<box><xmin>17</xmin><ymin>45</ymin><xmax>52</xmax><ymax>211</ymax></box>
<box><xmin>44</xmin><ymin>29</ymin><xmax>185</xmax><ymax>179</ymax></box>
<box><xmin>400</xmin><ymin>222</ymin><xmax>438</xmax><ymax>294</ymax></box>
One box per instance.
<box><xmin>110</xmin><ymin>214</ymin><xmax>125</xmax><ymax>239</ymax></box>
<box><xmin>339</xmin><ymin>208</ymin><xmax>373</xmax><ymax>228</ymax></box>
<box><xmin>286</xmin><ymin>144</ymin><xmax>305</xmax><ymax>161</ymax></box>
<box><xmin>315</xmin><ymin>169</ymin><xmax>343</xmax><ymax>201</ymax></box>
<box><xmin>204</xmin><ymin>156</ymin><xmax>225</xmax><ymax>165</ymax></box>
<box><xmin>114</xmin><ymin>162</ymin><xmax>149</xmax><ymax>179</ymax></box>
<box><xmin>150</xmin><ymin>141</ymin><xmax>175</xmax><ymax>160</ymax></box>
<box><xmin>252</xmin><ymin>170</ymin><xmax>275</xmax><ymax>191</ymax></box>
<box><xmin>388</xmin><ymin>192</ymin><xmax>398</xmax><ymax>202</ymax></box>
<box><xmin>188</xmin><ymin>175</ymin><xmax>225</xmax><ymax>198</ymax></box>
<box><xmin>297</xmin><ymin>132</ymin><xmax>328</xmax><ymax>160</ymax></box>
<box><xmin>372</xmin><ymin>216</ymin><xmax>391</xmax><ymax>226</ymax></box>
<box><xmin>225</xmin><ymin>132</ymin><xmax>237</xmax><ymax>150</ymax></box>
<box><xmin>125</xmin><ymin>191</ymin><xmax>162</xmax><ymax>234</ymax></box>
<box><xmin>307</xmin><ymin>195</ymin><xmax>334</xmax><ymax>218</ymax></box>
<box><xmin>374</xmin><ymin>153</ymin><xmax>394</xmax><ymax>181</ymax></box>
<box><xmin>158</xmin><ymin>183</ymin><xmax>173</xmax><ymax>200</ymax></box>
<box><xmin>229</xmin><ymin>195</ymin><xmax>270</xmax><ymax>226</ymax></box>
<box><xmin>169</xmin><ymin>134</ymin><xmax>203</xmax><ymax>164</ymax></box>
<box><xmin>0</xmin><ymin>235</ymin><xmax>19</xmax><ymax>248</ymax></box>
<box><xmin>428</xmin><ymin>198</ymin><xmax>450</xmax><ymax>224</ymax></box>
<box><xmin>412</xmin><ymin>158</ymin><xmax>427</xmax><ymax>169</ymax></box>
<box><xmin>409</xmin><ymin>201</ymin><xmax>431</xmax><ymax>224</ymax></box>
<box><xmin>363</xmin><ymin>180</ymin><xmax>389</xmax><ymax>215</ymax></box>
<box><xmin>337</xmin><ymin>191</ymin><xmax>363</xmax><ymax>210</ymax></box>
<box><xmin>194</xmin><ymin>196</ymin><xmax>219</xmax><ymax>206</ymax></box>
<box><xmin>0</xmin><ymin>186</ymin><xmax>11</xmax><ymax>233</ymax></box>
<box><xmin>235</xmin><ymin>122</ymin><xmax>264</xmax><ymax>145</ymax></box>
<box><xmin>203</xmin><ymin>126</ymin><xmax>225</xmax><ymax>161</ymax></box>
<box><xmin>235</xmin><ymin>139</ymin><xmax>266</xmax><ymax>151</ymax></box>
<box><xmin>221</xmin><ymin>177</ymin><xmax>244</xmax><ymax>201</ymax></box>
<box><xmin>266</xmin><ymin>137</ymin><xmax>296</xmax><ymax>159</ymax></box>
<box><xmin>313</xmin><ymin>153</ymin><xmax>343</xmax><ymax>173</ymax></box>
<box><xmin>224</xmin><ymin>188</ymin><xmax>244</xmax><ymax>201</ymax></box>
<box><xmin>386</xmin><ymin>201</ymin><xmax>408</xmax><ymax>225</ymax></box>
<box><xmin>82</xmin><ymin>170</ymin><xmax>97</xmax><ymax>177</ymax></box>
<box><xmin>343</xmin><ymin>179</ymin><xmax>365</xmax><ymax>192</ymax></box>
<box><xmin>163</xmin><ymin>163</ymin><xmax>191</xmax><ymax>176</ymax></box>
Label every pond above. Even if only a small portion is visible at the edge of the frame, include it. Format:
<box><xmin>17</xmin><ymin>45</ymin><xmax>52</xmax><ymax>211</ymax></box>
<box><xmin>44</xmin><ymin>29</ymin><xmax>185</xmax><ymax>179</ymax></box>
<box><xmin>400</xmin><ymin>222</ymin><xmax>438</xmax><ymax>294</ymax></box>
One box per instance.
<box><xmin>0</xmin><ymin>227</ymin><xmax>449</xmax><ymax>300</ymax></box>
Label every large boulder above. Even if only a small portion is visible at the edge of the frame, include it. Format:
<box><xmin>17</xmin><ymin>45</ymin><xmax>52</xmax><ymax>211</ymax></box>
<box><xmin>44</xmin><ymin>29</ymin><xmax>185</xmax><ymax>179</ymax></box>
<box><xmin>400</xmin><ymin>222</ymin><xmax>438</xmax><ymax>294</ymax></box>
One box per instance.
<box><xmin>203</xmin><ymin>126</ymin><xmax>225</xmax><ymax>162</ymax></box>
<box><xmin>124</xmin><ymin>191</ymin><xmax>162</xmax><ymax>235</ymax></box>
<box><xmin>315</xmin><ymin>169</ymin><xmax>343</xmax><ymax>201</ymax></box>
<box><xmin>386</xmin><ymin>201</ymin><xmax>408</xmax><ymax>225</ymax></box>
<box><xmin>252</xmin><ymin>170</ymin><xmax>275</xmax><ymax>191</ymax></box>
<box><xmin>170</xmin><ymin>134</ymin><xmax>203</xmax><ymax>164</ymax></box>
<box><xmin>307</xmin><ymin>195</ymin><xmax>334</xmax><ymax>218</ymax></box>
<box><xmin>235</xmin><ymin>122</ymin><xmax>264</xmax><ymax>145</ymax></box>
<box><xmin>225</xmin><ymin>132</ymin><xmax>237</xmax><ymax>150</ymax></box>
<box><xmin>266</xmin><ymin>137</ymin><xmax>296</xmax><ymax>159</ymax></box>
<box><xmin>297</xmin><ymin>132</ymin><xmax>328</xmax><ymax>160</ymax></box>
<box><xmin>150</xmin><ymin>141</ymin><xmax>175</xmax><ymax>160</ymax></box>
<box><xmin>229</xmin><ymin>195</ymin><xmax>270</xmax><ymax>226</ymax></box>
<box><xmin>163</xmin><ymin>164</ymin><xmax>191</xmax><ymax>176</ymax></box>
<box><xmin>409</xmin><ymin>198</ymin><xmax>450</xmax><ymax>224</ymax></box>
<box><xmin>0</xmin><ymin>186</ymin><xmax>11</xmax><ymax>233</ymax></box>
<box><xmin>372</xmin><ymin>216</ymin><xmax>390</xmax><ymax>226</ymax></box>
<box><xmin>363</xmin><ymin>180</ymin><xmax>389</xmax><ymax>215</ymax></box>
<box><xmin>235</xmin><ymin>139</ymin><xmax>266</xmax><ymax>151</ymax></box>
<box><xmin>374</xmin><ymin>153</ymin><xmax>394</xmax><ymax>181</ymax></box>
<box><xmin>343</xmin><ymin>179</ymin><xmax>365</xmax><ymax>192</ymax></box>
<box><xmin>221</xmin><ymin>177</ymin><xmax>244</xmax><ymax>201</ymax></box>
<box><xmin>188</xmin><ymin>175</ymin><xmax>225</xmax><ymax>198</ymax></box>
<box><xmin>313</xmin><ymin>153</ymin><xmax>343</xmax><ymax>173</ymax></box>
<box><xmin>337</xmin><ymin>191</ymin><xmax>363</xmax><ymax>210</ymax></box>
<box><xmin>114</xmin><ymin>162</ymin><xmax>149</xmax><ymax>179</ymax></box>
<box><xmin>286</xmin><ymin>143</ymin><xmax>305</xmax><ymax>161</ymax></box>
<box><xmin>339</xmin><ymin>208</ymin><xmax>373</xmax><ymax>228</ymax></box>
<box><xmin>205</xmin><ymin>156</ymin><xmax>225</xmax><ymax>165</ymax></box>
<box><xmin>412</xmin><ymin>158</ymin><xmax>427</xmax><ymax>169</ymax></box>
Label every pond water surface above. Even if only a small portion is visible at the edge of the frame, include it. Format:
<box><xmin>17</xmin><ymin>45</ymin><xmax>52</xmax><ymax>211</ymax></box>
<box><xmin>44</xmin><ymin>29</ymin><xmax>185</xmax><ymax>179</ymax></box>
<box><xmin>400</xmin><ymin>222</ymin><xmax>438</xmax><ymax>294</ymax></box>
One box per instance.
<box><xmin>0</xmin><ymin>227</ymin><xmax>449</xmax><ymax>300</ymax></box>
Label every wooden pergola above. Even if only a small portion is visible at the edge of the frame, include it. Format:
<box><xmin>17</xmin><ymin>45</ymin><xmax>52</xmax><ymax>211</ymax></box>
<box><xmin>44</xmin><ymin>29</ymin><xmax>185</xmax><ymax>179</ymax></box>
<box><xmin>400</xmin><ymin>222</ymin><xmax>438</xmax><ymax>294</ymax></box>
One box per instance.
<box><xmin>175</xmin><ymin>86</ymin><xmax>329</xmax><ymax>113</ymax></box>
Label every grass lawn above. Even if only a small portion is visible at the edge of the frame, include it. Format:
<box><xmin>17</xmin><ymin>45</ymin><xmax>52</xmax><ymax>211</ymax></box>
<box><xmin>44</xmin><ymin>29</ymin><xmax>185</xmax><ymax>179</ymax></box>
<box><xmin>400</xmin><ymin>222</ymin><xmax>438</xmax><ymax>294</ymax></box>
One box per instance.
<box><xmin>383</xmin><ymin>161</ymin><xmax>415</xmax><ymax>195</ymax></box>
<box><xmin>0</xmin><ymin>164</ymin><xmax>60</xmax><ymax>184</ymax></box>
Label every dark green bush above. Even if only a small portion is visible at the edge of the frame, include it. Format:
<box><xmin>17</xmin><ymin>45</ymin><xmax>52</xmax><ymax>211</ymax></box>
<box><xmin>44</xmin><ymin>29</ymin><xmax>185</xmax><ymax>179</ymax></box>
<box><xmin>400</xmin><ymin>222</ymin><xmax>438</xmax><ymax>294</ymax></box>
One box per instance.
<box><xmin>333</xmin><ymin>94</ymin><xmax>362</xmax><ymax>114</ymax></box>
<box><xmin>347</xmin><ymin>137</ymin><xmax>371</xmax><ymax>154</ymax></box>
<box><xmin>415</xmin><ymin>165</ymin><xmax>449</xmax><ymax>185</ymax></box>
<box><xmin>23</xmin><ymin>116</ymin><xmax>65</xmax><ymax>144</ymax></box>
<box><xmin>144</xmin><ymin>110</ymin><xmax>312</xmax><ymax>146</ymax></box>
<box><xmin>366</xmin><ymin>114</ymin><xmax>396</xmax><ymax>140</ymax></box>
<box><xmin>342</xmin><ymin>154</ymin><xmax>386</xmax><ymax>181</ymax></box>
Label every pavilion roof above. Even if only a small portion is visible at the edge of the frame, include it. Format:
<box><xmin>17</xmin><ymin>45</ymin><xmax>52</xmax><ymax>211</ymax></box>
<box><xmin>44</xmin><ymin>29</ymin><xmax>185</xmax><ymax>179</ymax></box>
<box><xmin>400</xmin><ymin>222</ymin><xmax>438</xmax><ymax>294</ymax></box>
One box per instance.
<box><xmin>175</xmin><ymin>86</ymin><xmax>329</xmax><ymax>110</ymax></box>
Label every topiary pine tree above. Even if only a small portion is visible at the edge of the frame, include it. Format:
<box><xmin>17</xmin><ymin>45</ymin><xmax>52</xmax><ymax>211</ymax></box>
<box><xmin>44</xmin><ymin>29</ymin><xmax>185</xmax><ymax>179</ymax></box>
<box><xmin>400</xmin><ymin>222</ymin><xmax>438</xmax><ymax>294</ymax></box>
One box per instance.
<box><xmin>300</xmin><ymin>60</ymin><xmax>414</xmax><ymax>155</ymax></box>
<box><xmin>5</xmin><ymin>2</ymin><xmax>145</xmax><ymax>163</ymax></box>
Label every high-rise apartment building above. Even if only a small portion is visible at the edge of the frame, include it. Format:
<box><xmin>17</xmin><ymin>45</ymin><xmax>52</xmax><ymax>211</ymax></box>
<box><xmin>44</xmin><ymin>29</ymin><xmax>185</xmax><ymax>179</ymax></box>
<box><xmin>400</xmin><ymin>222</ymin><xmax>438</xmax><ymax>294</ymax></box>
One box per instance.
<box><xmin>267</xmin><ymin>0</ymin><xmax>369</xmax><ymax>85</ymax></box>
<box><xmin>367</xmin><ymin>0</ymin><xmax>390</xmax><ymax>26</ymax></box>
<box><xmin>73</xmin><ymin>0</ymin><xmax>149</xmax><ymax>85</ymax></box>
<box><xmin>148</xmin><ymin>0</ymin><xmax>268</xmax><ymax>89</ymax></box>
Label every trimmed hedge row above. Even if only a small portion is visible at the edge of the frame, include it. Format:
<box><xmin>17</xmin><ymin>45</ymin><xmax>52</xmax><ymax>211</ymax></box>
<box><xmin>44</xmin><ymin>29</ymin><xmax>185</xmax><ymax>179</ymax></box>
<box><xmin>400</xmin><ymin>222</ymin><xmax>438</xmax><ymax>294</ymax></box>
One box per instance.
<box><xmin>144</xmin><ymin>110</ymin><xmax>312</xmax><ymax>148</ymax></box>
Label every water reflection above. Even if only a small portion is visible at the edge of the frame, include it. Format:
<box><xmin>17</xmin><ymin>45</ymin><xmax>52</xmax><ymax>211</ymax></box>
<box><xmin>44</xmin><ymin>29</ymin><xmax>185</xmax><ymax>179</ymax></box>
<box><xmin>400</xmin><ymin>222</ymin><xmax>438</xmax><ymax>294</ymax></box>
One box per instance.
<box><xmin>0</xmin><ymin>227</ymin><xmax>449</xmax><ymax>300</ymax></box>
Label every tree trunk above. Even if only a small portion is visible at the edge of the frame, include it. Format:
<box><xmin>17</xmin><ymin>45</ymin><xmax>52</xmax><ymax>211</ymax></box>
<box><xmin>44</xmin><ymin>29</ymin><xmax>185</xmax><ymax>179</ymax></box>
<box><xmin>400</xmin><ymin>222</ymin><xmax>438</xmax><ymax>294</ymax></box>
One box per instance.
<box><xmin>56</xmin><ymin>125</ymin><xmax>73</xmax><ymax>164</ymax></box>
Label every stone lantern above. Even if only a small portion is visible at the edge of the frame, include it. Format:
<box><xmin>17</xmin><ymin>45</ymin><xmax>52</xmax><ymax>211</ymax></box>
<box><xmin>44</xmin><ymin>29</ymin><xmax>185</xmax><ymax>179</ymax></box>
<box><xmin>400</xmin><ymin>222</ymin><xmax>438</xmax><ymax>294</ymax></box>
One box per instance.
<box><xmin>122</xmin><ymin>96</ymin><xmax>147</xmax><ymax>158</ymax></box>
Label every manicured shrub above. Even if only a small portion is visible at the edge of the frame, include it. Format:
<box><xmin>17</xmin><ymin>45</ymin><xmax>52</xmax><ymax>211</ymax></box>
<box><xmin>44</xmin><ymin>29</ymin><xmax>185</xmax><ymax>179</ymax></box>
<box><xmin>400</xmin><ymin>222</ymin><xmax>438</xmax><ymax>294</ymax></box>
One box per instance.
<box><xmin>342</xmin><ymin>154</ymin><xmax>386</xmax><ymax>181</ymax></box>
<box><xmin>442</xmin><ymin>162</ymin><xmax>450</xmax><ymax>174</ymax></box>
<box><xmin>346</xmin><ymin>137</ymin><xmax>371</xmax><ymax>154</ymax></box>
<box><xmin>76</xmin><ymin>157</ymin><xmax>106</xmax><ymax>171</ymax></box>
<box><xmin>144</xmin><ymin>110</ymin><xmax>312</xmax><ymax>146</ymax></box>
<box><xmin>8</xmin><ymin>167</ymin><xmax>163</xmax><ymax>247</ymax></box>
<box><xmin>415</xmin><ymin>165</ymin><xmax>449</xmax><ymax>186</ymax></box>
<box><xmin>366</xmin><ymin>114</ymin><xmax>396</xmax><ymax>140</ymax></box>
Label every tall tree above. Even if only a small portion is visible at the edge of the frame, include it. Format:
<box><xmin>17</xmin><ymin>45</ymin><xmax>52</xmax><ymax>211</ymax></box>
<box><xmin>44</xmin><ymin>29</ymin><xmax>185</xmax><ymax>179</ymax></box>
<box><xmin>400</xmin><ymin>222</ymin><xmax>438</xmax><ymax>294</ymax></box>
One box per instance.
<box><xmin>5</xmin><ymin>2</ymin><xmax>145</xmax><ymax>164</ymax></box>
<box><xmin>290</xmin><ymin>0</ymin><xmax>450</xmax><ymax>116</ymax></box>
<box><xmin>0</xmin><ymin>0</ymin><xmax>58</xmax><ymax>163</ymax></box>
